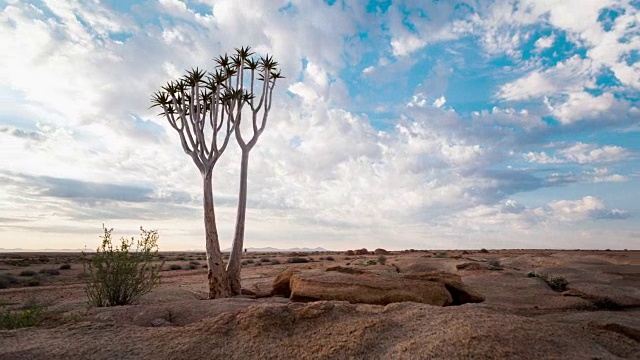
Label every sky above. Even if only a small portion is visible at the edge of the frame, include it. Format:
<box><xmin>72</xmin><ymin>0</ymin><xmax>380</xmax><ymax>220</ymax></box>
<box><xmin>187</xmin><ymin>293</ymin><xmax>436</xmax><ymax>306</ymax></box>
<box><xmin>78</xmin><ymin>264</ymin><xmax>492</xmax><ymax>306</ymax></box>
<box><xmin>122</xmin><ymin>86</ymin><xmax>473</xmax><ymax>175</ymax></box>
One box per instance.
<box><xmin>0</xmin><ymin>0</ymin><xmax>639</xmax><ymax>251</ymax></box>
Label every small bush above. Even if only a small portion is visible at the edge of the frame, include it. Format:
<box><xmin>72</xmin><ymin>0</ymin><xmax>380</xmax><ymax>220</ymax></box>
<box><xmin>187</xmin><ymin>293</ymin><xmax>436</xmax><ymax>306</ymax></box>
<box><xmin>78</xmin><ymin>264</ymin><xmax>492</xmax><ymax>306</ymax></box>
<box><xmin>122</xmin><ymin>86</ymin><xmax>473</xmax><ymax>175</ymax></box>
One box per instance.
<box><xmin>0</xmin><ymin>307</ymin><xmax>44</xmax><ymax>329</ymax></box>
<box><xmin>479</xmin><ymin>248</ymin><xmax>489</xmax><ymax>253</ymax></box>
<box><xmin>287</xmin><ymin>257</ymin><xmax>309</xmax><ymax>264</ymax></box>
<box><xmin>527</xmin><ymin>272</ymin><xmax>568</xmax><ymax>292</ymax></box>
<box><xmin>0</xmin><ymin>275</ymin><xmax>19</xmax><ymax>289</ymax></box>
<box><xmin>433</xmin><ymin>252</ymin><xmax>448</xmax><ymax>258</ymax></box>
<box><xmin>39</xmin><ymin>269</ymin><xmax>60</xmax><ymax>276</ymax></box>
<box><xmin>26</xmin><ymin>278</ymin><xmax>41</xmax><ymax>287</ymax></box>
<box><xmin>19</xmin><ymin>270</ymin><xmax>37</xmax><ymax>277</ymax></box>
<box><xmin>168</xmin><ymin>264</ymin><xmax>182</xmax><ymax>270</ymax></box>
<box><xmin>184</xmin><ymin>263</ymin><xmax>198</xmax><ymax>270</ymax></box>
<box><xmin>377</xmin><ymin>255</ymin><xmax>387</xmax><ymax>265</ymax></box>
<box><xmin>259</xmin><ymin>258</ymin><xmax>271</xmax><ymax>263</ymax></box>
<box><xmin>188</xmin><ymin>260</ymin><xmax>200</xmax><ymax>266</ymax></box>
<box><xmin>245</xmin><ymin>259</ymin><xmax>255</xmax><ymax>264</ymax></box>
<box><xmin>84</xmin><ymin>226</ymin><xmax>162</xmax><ymax>307</ymax></box>
<box><xmin>59</xmin><ymin>264</ymin><xmax>72</xmax><ymax>270</ymax></box>
<box><xmin>545</xmin><ymin>275</ymin><xmax>568</xmax><ymax>292</ymax></box>
<box><xmin>326</xmin><ymin>256</ymin><xmax>335</xmax><ymax>261</ymax></box>
<box><xmin>270</xmin><ymin>259</ymin><xmax>281</xmax><ymax>265</ymax></box>
<box><xmin>487</xmin><ymin>260</ymin><xmax>502</xmax><ymax>270</ymax></box>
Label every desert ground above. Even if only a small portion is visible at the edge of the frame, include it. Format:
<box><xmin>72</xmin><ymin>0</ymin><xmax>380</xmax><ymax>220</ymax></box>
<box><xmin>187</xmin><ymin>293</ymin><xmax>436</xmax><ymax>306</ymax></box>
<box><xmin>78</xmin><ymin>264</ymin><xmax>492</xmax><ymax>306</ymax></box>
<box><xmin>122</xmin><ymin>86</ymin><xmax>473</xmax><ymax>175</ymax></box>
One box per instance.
<box><xmin>0</xmin><ymin>249</ymin><xmax>638</xmax><ymax>359</ymax></box>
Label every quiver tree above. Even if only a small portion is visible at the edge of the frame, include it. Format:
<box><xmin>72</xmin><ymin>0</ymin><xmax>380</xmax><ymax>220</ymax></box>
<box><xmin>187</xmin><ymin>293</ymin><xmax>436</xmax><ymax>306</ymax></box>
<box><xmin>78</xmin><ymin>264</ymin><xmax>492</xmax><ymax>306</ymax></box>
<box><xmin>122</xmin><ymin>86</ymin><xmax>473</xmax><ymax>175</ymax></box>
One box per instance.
<box><xmin>151</xmin><ymin>46</ymin><xmax>281</xmax><ymax>298</ymax></box>
<box><xmin>226</xmin><ymin>48</ymin><xmax>282</xmax><ymax>294</ymax></box>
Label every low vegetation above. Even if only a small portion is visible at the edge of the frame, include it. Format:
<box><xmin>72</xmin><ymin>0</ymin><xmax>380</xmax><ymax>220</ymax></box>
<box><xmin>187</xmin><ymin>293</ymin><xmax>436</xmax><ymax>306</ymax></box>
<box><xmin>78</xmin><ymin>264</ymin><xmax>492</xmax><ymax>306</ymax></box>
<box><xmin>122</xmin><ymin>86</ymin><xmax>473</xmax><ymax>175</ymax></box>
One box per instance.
<box><xmin>0</xmin><ymin>274</ymin><xmax>19</xmax><ymax>289</ymax></box>
<box><xmin>59</xmin><ymin>264</ymin><xmax>72</xmax><ymax>270</ymax></box>
<box><xmin>39</xmin><ymin>269</ymin><xmax>61</xmax><ymax>276</ymax></box>
<box><xmin>84</xmin><ymin>226</ymin><xmax>163</xmax><ymax>307</ymax></box>
<box><xmin>287</xmin><ymin>257</ymin><xmax>309</xmax><ymax>264</ymax></box>
<box><xmin>0</xmin><ymin>306</ymin><xmax>44</xmax><ymax>330</ymax></box>
<box><xmin>527</xmin><ymin>272</ymin><xmax>568</xmax><ymax>292</ymax></box>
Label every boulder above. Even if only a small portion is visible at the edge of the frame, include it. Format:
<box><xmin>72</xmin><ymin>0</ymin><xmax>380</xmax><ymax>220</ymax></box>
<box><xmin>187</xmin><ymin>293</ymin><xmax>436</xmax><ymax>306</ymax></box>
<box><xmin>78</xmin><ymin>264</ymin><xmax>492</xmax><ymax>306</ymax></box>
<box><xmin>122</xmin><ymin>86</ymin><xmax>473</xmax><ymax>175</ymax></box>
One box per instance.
<box><xmin>374</xmin><ymin>248</ymin><xmax>390</xmax><ymax>255</ymax></box>
<box><xmin>345</xmin><ymin>250</ymin><xmax>355</xmax><ymax>256</ymax></box>
<box><xmin>354</xmin><ymin>248</ymin><xmax>369</xmax><ymax>255</ymax></box>
<box><xmin>271</xmin><ymin>268</ymin><xmax>300</xmax><ymax>297</ymax></box>
<box><xmin>289</xmin><ymin>271</ymin><xmax>452</xmax><ymax>306</ymax></box>
<box><xmin>403</xmin><ymin>271</ymin><xmax>485</xmax><ymax>305</ymax></box>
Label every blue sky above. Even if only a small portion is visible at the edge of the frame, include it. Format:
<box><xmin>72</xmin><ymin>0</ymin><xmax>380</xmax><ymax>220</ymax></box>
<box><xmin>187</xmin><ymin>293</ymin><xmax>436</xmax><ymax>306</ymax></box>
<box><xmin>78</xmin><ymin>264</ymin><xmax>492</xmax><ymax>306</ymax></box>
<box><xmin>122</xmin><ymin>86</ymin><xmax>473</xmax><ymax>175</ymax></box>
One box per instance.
<box><xmin>0</xmin><ymin>0</ymin><xmax>638</xmax><ymax>250</ymax></box>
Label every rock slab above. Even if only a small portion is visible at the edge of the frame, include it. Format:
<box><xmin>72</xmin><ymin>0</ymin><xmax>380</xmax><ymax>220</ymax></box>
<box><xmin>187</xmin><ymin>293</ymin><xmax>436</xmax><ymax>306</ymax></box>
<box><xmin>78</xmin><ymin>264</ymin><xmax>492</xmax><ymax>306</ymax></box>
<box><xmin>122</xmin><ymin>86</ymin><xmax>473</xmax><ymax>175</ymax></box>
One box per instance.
<box><xmin>289</xmin><ymin>271</ymin><xmax>452</xmax><ymax>306</ymax></box>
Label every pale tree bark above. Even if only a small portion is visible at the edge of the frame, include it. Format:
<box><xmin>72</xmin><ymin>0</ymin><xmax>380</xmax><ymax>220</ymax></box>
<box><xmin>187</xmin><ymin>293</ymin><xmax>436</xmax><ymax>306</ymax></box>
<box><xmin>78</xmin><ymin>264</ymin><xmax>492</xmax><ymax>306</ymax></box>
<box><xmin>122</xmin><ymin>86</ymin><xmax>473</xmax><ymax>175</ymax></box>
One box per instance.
<box><xmin>152</xmin><ymin>48</ymin><xmax>280</xmax><ymax>298</ymax></box>
<box><xmin>226</xmin><ymin>60</ymin><xmax>279</xmax><ymax>293</ymax></box>
<box><xmin>203</xmin><ymin>169</ymin><xmax>232</xmax><ymax>298</ymax></box>
<box><xmin>152</xmin><ymin>67</ymin><xmax>239</xmax><ymax>299</ymax></box>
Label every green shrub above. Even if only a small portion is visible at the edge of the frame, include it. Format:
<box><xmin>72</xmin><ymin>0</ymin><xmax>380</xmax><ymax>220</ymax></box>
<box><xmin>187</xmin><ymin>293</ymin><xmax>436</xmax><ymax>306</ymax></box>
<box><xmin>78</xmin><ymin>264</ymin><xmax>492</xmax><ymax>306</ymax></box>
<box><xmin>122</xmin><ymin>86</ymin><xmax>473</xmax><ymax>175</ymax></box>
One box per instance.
<box><xmin>39</xmin><ymin>269</ymin><xmax>60</xmax><ymax>276</ymax></box>
<box><xmin>270</xmin><ymin>259</ymin><xmax>281</xmax><ymax>265</ymax></box>
<box><xmin>433</xmin><ymin>252</ymin><xmax>448</xmax><ymax>258</ymax></box>
<box><xmin>487</xmin><ymin>260</ymin><xmax>503</xmax><ymax>270</ymax></box>
<box><xmin>84</xmin><ymin>226</ymin><xmax>162</xmax><ymax>307</ymax></box>
<box><xmin>59</xmin><ymin>264</ymin><xmax>72</xmax><ymax>270</ymax></box>
<box><xmin>19</xmin><ymin>270</ymin><xmax>37</xmax><ymax>277</ymax></box>
<box><xmin>377</xmin><ymin>255</ymin><xmax>387</xmax><ymax>265</ymax></box>
<box><xmin>0</xmin><ymin>274</ymin><xmax>19</xmax><ymax>289</ymax></box>
<box><xmin>527</xmin><ymin>272</ymin><xmax>568</xmax><ymax>292</ymax></box>
<box><xmin>168</xmin><ymin>264</ymin><xmax>182</xmax><ymax>270</ymax></box>
<box><xmin>287</xmin><ymin>257</ymin><xmax>309</xmax><ymax>263</ymax></box>
<box><xmin>0</xmin><ymin>307</ymin><xmax>44</xmax><ymax>329</ymax></box>
<box><xmin>545</xmin><ymin>275</ymin><xmax>568</xmax><ymax>292</ymax></box>
<box><xmin>26</xmin><ymin>278</ymin><xmax>40</xmax><ymax>287</ymax></box>
<box><xmin>364</xmin><ymin>259</ymin><xmax>377</xmax><ymax>266</ymax></box>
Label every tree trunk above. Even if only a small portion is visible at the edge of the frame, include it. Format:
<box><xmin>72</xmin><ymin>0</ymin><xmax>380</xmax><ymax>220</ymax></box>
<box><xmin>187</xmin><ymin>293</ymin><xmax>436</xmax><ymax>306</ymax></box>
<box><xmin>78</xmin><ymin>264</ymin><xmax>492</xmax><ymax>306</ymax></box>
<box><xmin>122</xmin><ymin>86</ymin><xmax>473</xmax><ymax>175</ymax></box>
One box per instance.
<box><xmin>203</xmin><ymin>170</ymin><xmax>232</xmax><ymax>298</ymax></box>
<box><xmin>226</xmin><ymin>151</ymin><xmax>249</xmax><ymax>294</ymax></box>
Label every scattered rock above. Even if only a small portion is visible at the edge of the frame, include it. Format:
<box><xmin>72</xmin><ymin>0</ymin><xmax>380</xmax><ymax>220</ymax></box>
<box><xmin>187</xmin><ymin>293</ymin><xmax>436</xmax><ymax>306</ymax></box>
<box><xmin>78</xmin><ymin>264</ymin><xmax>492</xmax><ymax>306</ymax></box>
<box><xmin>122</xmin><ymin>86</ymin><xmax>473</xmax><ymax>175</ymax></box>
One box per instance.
<box><xmin>271</xmin><ymin>268</ymin><xmax>300</xmax><ymax>297</ymax></box>
<box><xmin>403</xmin><ymin>271</ymin><xmax>485</xmax><ymax>305</ymax></box>
<box><xmin>289</xmin><ymin>271</ymin><xmax>452</xmax><ymax>306</ymax></box>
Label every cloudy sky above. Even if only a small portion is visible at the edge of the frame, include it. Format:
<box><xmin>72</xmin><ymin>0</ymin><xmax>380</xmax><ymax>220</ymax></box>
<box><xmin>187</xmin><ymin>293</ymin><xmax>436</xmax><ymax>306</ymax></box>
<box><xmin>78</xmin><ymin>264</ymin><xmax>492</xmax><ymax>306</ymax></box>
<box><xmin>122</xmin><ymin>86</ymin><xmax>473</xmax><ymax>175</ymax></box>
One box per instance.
<box><xmin>1</xmin><ymin>0</ymin><xmax>639</xmax><ymax>251</ymax></box>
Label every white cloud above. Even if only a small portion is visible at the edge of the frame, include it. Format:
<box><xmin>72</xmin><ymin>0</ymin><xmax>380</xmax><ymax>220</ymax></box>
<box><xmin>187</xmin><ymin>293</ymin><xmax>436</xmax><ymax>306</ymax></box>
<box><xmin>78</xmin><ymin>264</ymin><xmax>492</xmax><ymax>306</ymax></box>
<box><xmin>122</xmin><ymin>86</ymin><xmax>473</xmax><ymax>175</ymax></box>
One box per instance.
<box><xmin>534</xmin><ymin>34</ymin><xmax>556</xmax><ymax>51</ymax></box>
<box><xmin>548</xmin><ymin>91</ymin><xmax>617</xmax><ymax>124</ymax></box>
<box><xmin>0</xmin><ymin>0</ymin><xmax>636</xmax><ymax>251</ymax></box>
<box><xmin>589</xmin><ymin>168</ymin><xmax>629</xmax><ymax>183</ymax></box>
<box><xmin>560</xmin><ymin>143</ymin><xmax>630</xmax><ymax>164</ymax></box>
<box><xmin>391</xmin><ymin>35</ymin><xmax>426</xmax><ymax>57</ymax></box>
<box><xmin>497</xmin><ymin>56</ymin><xmax>594</xmax><ymax>101</ymax></box>
<box><xmin>523</xmin><ymin>151</ymin><xmax>561</xmax><ymax>164</ymax></box>
<box><xmin>432</xmin><ymin>96</ymin><xmax>446</xmax><ymax>108</ymax></box>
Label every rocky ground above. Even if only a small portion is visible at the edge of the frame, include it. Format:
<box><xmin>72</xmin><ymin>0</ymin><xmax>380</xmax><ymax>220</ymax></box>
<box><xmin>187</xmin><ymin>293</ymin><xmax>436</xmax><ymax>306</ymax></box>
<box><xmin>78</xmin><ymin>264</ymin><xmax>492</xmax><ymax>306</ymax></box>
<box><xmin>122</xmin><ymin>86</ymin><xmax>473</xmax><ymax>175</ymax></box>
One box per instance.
<box><xmin>0</xmin><ymin>249</ymin><xmax>638</xmax><ymax>359</ymax></box>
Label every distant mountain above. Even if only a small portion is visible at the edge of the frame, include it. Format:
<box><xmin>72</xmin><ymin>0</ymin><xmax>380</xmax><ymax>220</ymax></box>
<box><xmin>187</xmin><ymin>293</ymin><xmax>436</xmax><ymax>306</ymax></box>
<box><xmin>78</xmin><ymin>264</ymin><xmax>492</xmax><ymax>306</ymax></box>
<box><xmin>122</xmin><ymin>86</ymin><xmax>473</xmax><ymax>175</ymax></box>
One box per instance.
<box><xmin>0</xmin><ymin>248</ymin><xmax>89</xmax><ymax>252</ymax></box>
<box><xmin>221</xmin><ymin>246</ymin><xmax>329</xmax><ymax>253</ymax></box>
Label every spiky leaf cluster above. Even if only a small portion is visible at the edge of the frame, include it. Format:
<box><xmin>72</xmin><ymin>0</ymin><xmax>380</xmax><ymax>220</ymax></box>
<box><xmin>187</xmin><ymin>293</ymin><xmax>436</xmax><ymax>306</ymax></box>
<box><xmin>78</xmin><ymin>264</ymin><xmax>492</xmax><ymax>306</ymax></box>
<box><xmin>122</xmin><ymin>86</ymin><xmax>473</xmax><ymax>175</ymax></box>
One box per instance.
<box><xmin>151</xmin><ymin>46</ymin><xmax>283</xmax><ymax>172</ymax></box>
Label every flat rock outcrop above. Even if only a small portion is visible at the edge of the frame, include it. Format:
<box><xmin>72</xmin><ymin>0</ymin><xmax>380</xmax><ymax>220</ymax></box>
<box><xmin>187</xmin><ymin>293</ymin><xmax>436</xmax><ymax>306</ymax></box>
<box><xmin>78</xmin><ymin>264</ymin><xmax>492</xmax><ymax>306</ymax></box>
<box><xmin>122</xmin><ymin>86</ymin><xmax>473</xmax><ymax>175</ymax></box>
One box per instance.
<box><xmin>289</xmin><ymin>271</ymin><xmax>452</xmax><ymax>306</ymax></box>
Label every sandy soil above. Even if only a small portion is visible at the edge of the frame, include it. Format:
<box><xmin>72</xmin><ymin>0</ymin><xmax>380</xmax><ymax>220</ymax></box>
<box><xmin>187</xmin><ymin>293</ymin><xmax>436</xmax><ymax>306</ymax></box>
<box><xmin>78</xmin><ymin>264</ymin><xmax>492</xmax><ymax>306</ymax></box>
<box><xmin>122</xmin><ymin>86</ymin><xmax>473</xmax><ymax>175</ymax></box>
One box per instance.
<box><xmin>0</xmin><ymin>249</ymin><xmax>638</xmax><ymax>359</ymax></box>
